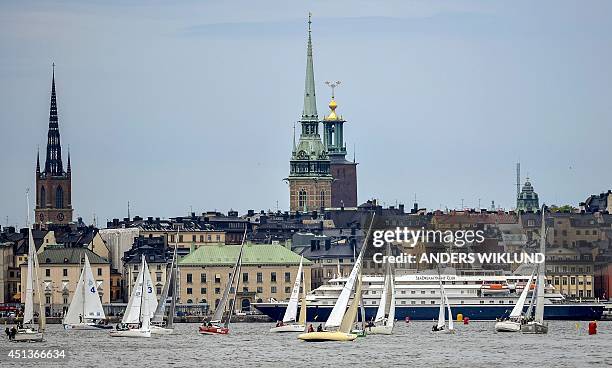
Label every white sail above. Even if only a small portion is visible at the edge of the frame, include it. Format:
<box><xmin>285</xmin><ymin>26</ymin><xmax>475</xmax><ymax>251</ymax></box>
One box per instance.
<box><xmin>437</xmin><ymin>281</ymin><xmax>445</xmax><ymax>329</ymax></box>
<box><xmin>509</xmin><ymin>270</ymin><xmax>535</xmax><ymax>319</ymax></box>
<box><xmin>445</xmin><ymin>293</ymin><xmax>454</xmax><ymax>330</ymax></box>
<box><xmin>534</xmin><ymin>212</ymin><xmax>547</xmax><ymax>324</ymax></box>
<box><xmin>374</xmin><ymin>274</ymin><xmax>389</xmax><ymax>323</ymax></box>
<box><xmin>63</xmin><ymin>261</ymin><xmax>85</xmax><ymax>325</ymax></box>
<box><xmin>23</xmin><ymin>226</ymin><xmax>35</xmax><ymax>325</ymax></box>
<box><xmin>121</xmin><ymin>257</ymin><xmax>157</xmax><ymax>323</ymax></box>
<box><xmin>141</xmin><ymin>260</ymin><xmax>151</xmax><ymax>330</ymax></box>
<box><xmin>387</xmin><ymin>275</ymin><xmax>396</xmax><ymax>324</ymax></box>
<box><xmin>325</xmin><ymin>251</ymin><xmax>363</xmax><ymax>329</ymax></box>
<box><xmin>282</xmin><ymin>256</ymin><xmax>303</xmax><ymax>323</ymax></box>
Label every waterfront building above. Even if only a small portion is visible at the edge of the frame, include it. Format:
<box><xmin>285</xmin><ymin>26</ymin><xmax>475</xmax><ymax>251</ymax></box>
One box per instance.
<box><xmin>177</xmin><ymin>243</ymin><xmax>311</xmax><ymax>313</ymax></box>
<box><xmin>322</xmin><ymin>91</ymin><xmax>358</xmax><ymax>208</ymax></box>
<box><xmin>122</xmin><ymin>235</ymin><xmax>171</xmax><ymax>299</ymax></box>
<box><xmin>516</xmin><ymin>178</ymin><xmax>539</xmax><ymax>213</ymax></box>
<box><xmin>581</xmin><ymin>190</ymin><xmax>612</xmax><ymax>213</ymax></box>
<box><xmin>19</xmin><ymin>246</ymin><xmax>110</xmax><ymax>316</ymax></box>
<box><xmin>35</xmin><ymin>66</ymin><xmax>74</xmax><ymax>227</ymax></box>
<box><xmin>546</xmin><ymin>246</ymin><xmax>595</xmax><ymax>298</ymax></box>
<box><xmin>287</xmin><ymin>16</ymin><xmax>332</xmax><ymax>212</ymax></box>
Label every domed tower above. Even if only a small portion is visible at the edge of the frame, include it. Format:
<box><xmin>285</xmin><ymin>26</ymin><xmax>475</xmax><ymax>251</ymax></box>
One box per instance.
<box><xmin>35</xmin><ymin>65</ymin><xmax>73</xmax><ymax>227</ymax></box>
<box><xmin>287</xmin><ymin>15</ymin><xmax>332</xmax><ymax>212</ymax></box>
<box><xmin>517</xmin><ymin>177</ymin><xmax>539</xmax><ymax>213</ymax></box>
<box><xmin>322</xmin><ymin>85</ymin><xmax>358</xmax><ymax>208</ymax></box>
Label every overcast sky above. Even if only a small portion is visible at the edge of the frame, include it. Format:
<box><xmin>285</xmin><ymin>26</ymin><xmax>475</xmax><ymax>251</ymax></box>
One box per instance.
<box><xmin>1</xmin><ymin>0</ymin><xmax>611</xmax><ymax>227</ymax></box>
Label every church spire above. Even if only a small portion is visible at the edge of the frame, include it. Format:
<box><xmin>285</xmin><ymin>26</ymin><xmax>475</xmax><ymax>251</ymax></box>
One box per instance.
<box><xmin>44</xmin><ymin>63</ymin><xmax>64</xmax><ymax>175</ymax></box>
<box><xmin>67</xmin><ymin>146</ymin><xmax>71</xmax><ymax>174</ymax></box>
<box><xmin>36</xmin><ymin>146</ymin><xmax>40</xmax><ymax>173</ymax></box>
<box><xmin>301</xmin><ymin>13</ymin><xmax>318</xmax><ymax>122</ymax></box>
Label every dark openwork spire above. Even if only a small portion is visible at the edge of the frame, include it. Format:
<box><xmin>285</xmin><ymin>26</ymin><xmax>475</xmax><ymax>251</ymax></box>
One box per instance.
<box><xmin>36</xmin><ymin>146</ymin><xmax>40</xmax><ymax>173</ymax></box>
<box><xmin>44</xmin><ymin>63</ymin><xmax>64</xmax><ymax>175</ymax></box>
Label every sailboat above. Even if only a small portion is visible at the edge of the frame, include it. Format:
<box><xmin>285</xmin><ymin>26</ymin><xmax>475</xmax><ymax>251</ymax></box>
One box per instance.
<box><xmin>14</xmin><ymin>191</ymin><xmax>45</xmax><ymax>342</ymax></box>
<box><xmin>522</xmin><ymin>208</ymin><xmax>549</xmax><ymax>334</ymax></box>
<box><xmin>495</xmin><ymin>269</ymin><xmax>536</xmax><ymax>332</ymax></box>
<box><xmin>270</xmin><ymin>256</ymin><xmax>307</xmax><ymax>333</ymax></box>
<box><xmin>368</xmin><ymin>245</ymin><xmax>396</xmax><ymax>335</ymax></box>
<box><xmin>199</xmin><ymin>230</ymin><xmax>247</xmax><ymax>335</ymax></box>
<box><xmin>110</xmin><ymin>256</ymin><xmax>154</xmax><ymax>338</ymax></box>
<box><xmin>298</xmin><ymin>215</ymin><xmax>374</xmax><ymax>342</ymax></box>
<box><xmin>63</xmin><ymin>254</ymin><xmax>110</xmax><ymax>330</ymax></box>
<box><xmin>151</xmin><ymin>245</ymin><xmax>178</xmax><ymax>335</ymax></box>
<box><xmin>431</xmin><ymin>277</ymin><xmax>455</xmax><ymax>334</ymax></box>
<box><xmin>351</xmin><ymin>285</ymin><xmax>367</xmax><ymax>337</ymax></box>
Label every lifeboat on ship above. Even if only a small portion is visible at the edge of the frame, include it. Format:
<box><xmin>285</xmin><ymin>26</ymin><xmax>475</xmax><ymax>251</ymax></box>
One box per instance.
<box><xmin>481</xmin><ymin>283</ymin><xmax>509</xmax><ymax>295</ymax></box>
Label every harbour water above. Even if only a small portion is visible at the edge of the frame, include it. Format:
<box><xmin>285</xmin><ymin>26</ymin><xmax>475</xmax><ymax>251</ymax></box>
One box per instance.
<box><xmin>3</xmin><ymin>321</ymin><xmax>612</xmax><ymax>367</ymax></box>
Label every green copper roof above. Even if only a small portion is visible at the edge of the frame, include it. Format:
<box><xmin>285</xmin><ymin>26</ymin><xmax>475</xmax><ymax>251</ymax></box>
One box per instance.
<box><xmin>178</xmin><ymin>243</ymin><xmax>312</xmax><ymax>266</ymax></box>
<box><xmin>302</xmin><ymin>15</ymin><xmax>318</xmax><ymax>122</ymax></box>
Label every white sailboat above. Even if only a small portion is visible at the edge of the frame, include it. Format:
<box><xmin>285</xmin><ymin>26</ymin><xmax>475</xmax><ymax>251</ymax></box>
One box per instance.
<box><xmin>151</xmin><ymin>245</ymin><xmax>178</xmax><ymax>335</ymax></box>
<box><xmin>368</xmin><ymin>252</ymin><xmax>396</xmax><ymax>335</ymax></box>
<box><xmin>522</xmin><ymin>208</ymin><xmax>549</xmax><ymax>334</ymax></box>
<box><xmin>298</xmin><ymin>215</ymin><xmax>374</xmax><ymax>342</ymax></box>
<box><xmin>110</xmin><ymin>257</ymin><xmax>154</xmax><ymax>338</ymax></box>
<box><xmin>199</xmin><ymin>230</ymin><xmax>247</xmax><ymax>335</ymax></box>
<box><xmin>495</xmin><ymin>269</ymin><xmax>536</xmax><ymax>332</ymax></box>
<box><xmin>432</xmin><ymin>278</ymin><xmax>455</xmax><ymax>334</ymax></box>
<box><xmin>63</xmin><ymin>254</ymin><xmax>110</xmax><ymax>330</ymax></box>
<box><xmin>270</xmin><ymin>256</ymin><xmax>307</xmax><ymax>333</ymax></box>
<box><xmin>15</xmin><ymin>193</ymin><xmax>45</xmax><ymax>342</ymax></box>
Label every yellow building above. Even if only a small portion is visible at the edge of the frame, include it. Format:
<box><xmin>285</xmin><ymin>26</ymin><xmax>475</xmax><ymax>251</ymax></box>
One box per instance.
<box><xmin>178</xmin><ymin>243</ymin><xmax>311</xmax><ymax>313</ymax></box>
<box><xmin>20</xmin><ymin>246</ymin><xmax>111</xmax><ymax>316</ymax></box>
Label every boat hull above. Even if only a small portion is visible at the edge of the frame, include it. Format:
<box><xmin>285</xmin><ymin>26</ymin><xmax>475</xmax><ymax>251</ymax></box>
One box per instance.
<box><xmin>494</xmin><ymin>320</ymin><xmax>521</xmax><ymax>332</ymax></box>
<box><xmin>253</xmin><ymin>303</ymin><xmax>604</xmax><ymax>322</ymax></box>
<box><xmin>14</xmin><ymin>330</ymin><xmax>44</xmax><ymax>342</ymax></box>
<box><xmin>64</xmin><ymin>322</ymin><xmax>112</xmax><ymax>330</ymax></box>
<box><xmin>269</xmin><ymin>324</ymin><xmax>305</xmax><ymax>333</ymax></box>
<box><xmin>521</xmin><ymin>322</ymin><xmax>548</xmax><ymax>334</ymax></box>
<box><xmin>367</xmin><ymin>324</ymin><xmax>394</xmax><ymax>335</ymax></box>
<box><xmin>150</xmin><ymin>325</ymin><xmax>174</xmax><ymax>335</ymax></box>
<box><xmin>199</xmin><ymin>325</ymin><xmax>229</xmax><ymax>335</ymax></box>
<box><xmin>298</xmin><ymin>331</ymin><xmax>357</xmax><ymax>342</ymax></box>
<box><xmin>109</xmin><ymin>328</ymin><xmax>151</xmax><ymax>338</ymax></box>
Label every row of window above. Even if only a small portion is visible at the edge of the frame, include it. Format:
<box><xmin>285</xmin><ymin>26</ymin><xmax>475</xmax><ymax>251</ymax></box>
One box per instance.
<box><xmin>186</xmin><ymin>285</ymin><xmax>298</xmax><ymax>295</ymax></box>
<box><xmin>45</xmin><ymin>268</ymin><xmax>103</xmax><ymax>277</ymax></box>
<box><xmin>170</xmin><ymin>234</ymin><xmax>222</xmax><ymax>243</ymax></box>
<box><xmin>186</xmin><ymin>272</ymin><xmax>292</xmax><ymax>284</ymax></box>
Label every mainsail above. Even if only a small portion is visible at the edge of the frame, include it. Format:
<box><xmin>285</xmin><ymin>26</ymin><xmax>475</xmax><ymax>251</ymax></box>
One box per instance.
<box><xmin>534</xmin><ymin>211</ymin><xmax>547</xmax><ymax>324</ymax></box>
<box><xmin>437</xmin><ymin>281</ymin><xmax>446</xmax><ymax>329</ymax></box>
<box><xmin>211</xmin><ymin>244</ymin><xmax>244</xmax><ymax>323</ymax></box>
<box><xmin>374</xmin><ymin>274</ymin><xmax>389</xmax><ymax>323</ymax></box>
<box><xmin>282</xmin><ymin>256</ymin><xmax>304</xmax><ymax>323</ymax></box>
<box><xmin>509</xmin><ymin>270</ymin><xmax>536</xmax><ymax>319</ymax></box>
<box><xmin>339</xmin><ymin>273</ymin><xmax>363</xmax><ymax>334</ymax></box>
<box><xmin>64</xmin><ymin>254</ymin><xmax>105</xmax><ymax>324</ymax></box>
<box><xmin>122</xmin><ymin>257</ymin><xmax>158</xmax><ymax>324</ymax></box>
<box><xmin>152</xmin><ymin>246</ymin><xmax>177</xmax><ymax>324</ymax></box>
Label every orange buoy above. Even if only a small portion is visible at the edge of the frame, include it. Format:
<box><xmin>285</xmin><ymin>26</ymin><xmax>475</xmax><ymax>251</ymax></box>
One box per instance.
<box><xmin>463</xmin><ymin>317</ymin><xmax>470</xmax><ymax>325</ymax></box>
<box><xmin>588</xmin><ymin>321</ymin><xmax>597</xmax><ymax>335</ymax></box>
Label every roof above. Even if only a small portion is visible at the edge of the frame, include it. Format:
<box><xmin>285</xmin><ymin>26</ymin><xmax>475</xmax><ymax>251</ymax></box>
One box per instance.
<box><xmin>178</xmin><ymin>243</ymin><xmax>312</xmax><ymax>266</ymax></box>
<box><xmin>34</xmin><ymin>247</ymin><xmax>109</xmax><ymax>265</ymax></box>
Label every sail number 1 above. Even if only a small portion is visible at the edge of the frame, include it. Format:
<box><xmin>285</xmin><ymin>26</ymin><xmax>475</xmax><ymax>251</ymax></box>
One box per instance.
<box><xmin>6</xmin><ymin>349</ymin><xmax>66</xmax><ymax>359</ymax></box>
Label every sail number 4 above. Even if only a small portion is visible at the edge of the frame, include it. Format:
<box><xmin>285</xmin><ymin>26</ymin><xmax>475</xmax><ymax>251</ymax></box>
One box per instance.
<box><xmin>6</xmin><ymin>349</ymin><xmax>66</xmax><ymax>360</ymax></box>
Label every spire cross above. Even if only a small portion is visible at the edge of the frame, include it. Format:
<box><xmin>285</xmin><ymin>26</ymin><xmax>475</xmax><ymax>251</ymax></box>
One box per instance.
<box><xmin>308</xmin><ymin>12</ymin><xmax>312</xmax><ymax>35</ymax></box>
<box><xmin>325</xmin><ymin>80</ymin><xmax>341</xmax><ymax>98</ymax></box>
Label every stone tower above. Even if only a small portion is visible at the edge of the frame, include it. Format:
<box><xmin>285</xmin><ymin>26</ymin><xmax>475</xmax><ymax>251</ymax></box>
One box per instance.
<box><xmin>35</xmin><ymin>65</ymin><xmax>73</xmax><ymax>226</ymax></box>
<box><xmin>322</xmin><ymin>86</ymin><xmax>358</xmax><ymax>208</ymax></box>
<box><xmin>288</xmin><ymin>15</ymin><xmax>332</xmax><ymax>212</ymax></box>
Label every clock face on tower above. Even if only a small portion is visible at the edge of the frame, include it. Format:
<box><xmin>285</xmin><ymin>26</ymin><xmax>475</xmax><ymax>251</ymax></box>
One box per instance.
<box><xmin>57</xmin><ymin>213</ymin><xmax>65</xmax><ymax>221</ymax></box>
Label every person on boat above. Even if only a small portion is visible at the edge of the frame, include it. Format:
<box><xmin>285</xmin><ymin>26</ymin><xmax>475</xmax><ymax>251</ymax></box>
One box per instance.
<box><xmin>207</xmin><ymin>322</ymin><xmax>212</xmax><ymax>327</ymax></box>
<box><xmin>5</xmin><ymin>327</ymin><xmax>10</xmax><ymax>340</ymax></box>
<box><xmin>307</xmin><ymin>324</ymin><xmax>314</xmax><ymax>333</ymax></box>
<box><xmin>10</xmin><ymin>327</ymin><xmax>17</xmax><ymax>340</ymax></box>
<box><xmin>79</xmin><ymin>314</ymin><xmax>83</xmax><ymax>323</ymax></box>
<box><xmin>316</xmin><ymin>324</ymin><xmax>323</xmax><ymax>332</ymax></box>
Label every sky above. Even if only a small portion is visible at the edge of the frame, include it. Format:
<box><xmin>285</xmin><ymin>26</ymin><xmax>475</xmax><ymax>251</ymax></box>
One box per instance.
<box><xmin>1</xmin><ymin>0</ymin><xmax>611</xmax><ymax>228</ymax></box>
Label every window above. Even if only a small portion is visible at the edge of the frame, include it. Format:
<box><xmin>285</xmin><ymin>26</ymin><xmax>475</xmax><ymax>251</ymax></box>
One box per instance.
<box><xmin>192</xmin><ymin>235</ymin><xmax>196</xmax><ymax>242</ymax></box>
<box><xmin>200</xmin><ymin>235</ymin><xmax>204</xmax><ymax>242</ymax></box>
<box><xmin>285</xmin><ymin>272</ymin><xmax>291</xmax><ymax>283</ymax></box>
<box><xmin>243</xmin><ymin>273</ymin><xmax>249</xmax><ymax>283</ymax></box>
<box><xmin>179</xmin><ymin>235</ymin><xmax>183</xmax><ymax>242</ymax></box>
<box><xmin>285</xmin><ymin>286</ymin><xmax>291</xmax><ymax>293</ymax></box>
<box><xmin>215</xmin><ymin>288</ymin><xmax>221</xmax><ymax>294</ymax></box>
<box><xmin>157</xmin><ymin>286</ymin><xmax>162</xmax><ymax>294</ymax></box>
<box><xmin>201</xmin><ymin>287</ymin><xmax>206</xmax><ymax>294</ymax></box>
<box><xmin>216</xmin><ymin>235</ymin><xmax>221</xmax><ymax>242</ymax></box>
<box><xmin>320</xmin><ymin>190</ymin><xmax>325</xmax><ymax>206</ymax></box>
<box><xmin>55</xmin><ymin>186</ymin><xmax>64</xmax><ymax>208</ymax></box>
<box><xmin>46</xmin><ymin>296</ymin><xmax>51</xmax><ymax>304</ymax></box>
<box><xmin>187</xmin><ymin>273</ymin><xmax>193</xmax><ymax>283</ymax></box>
<box><xmin>63</xmin><ymin>269</ymin><xmax>68</xmax><ymax>277</ymax></box>
<box><xmin>156</xmin><ymin>273</ymin><xmax>162</xmax><ymax>282</ymax></box>
<box><xmin>257</xmin><ymin>272</ymin><xmax>263</xmax><ymax>283</ymax></box>
<box><xmin>298</xmin><ymin>189</ymin><xmax>307</xmax><ymax>210</ymax></box>
<box><xmin>257</xmin><ymin>287</ymin><xmax>263</xmax><ymax>293</ymax></box>
<box><xmin>187</xmin><ymin>288</ymin><xmax>192</xmax><ymax>295</ymax></box>
<box><xmin>45</xmin><ymin>269</ymin><xmax>50</xmax><ymax>277</ymax></box>
<box><xmin>40</xmin><ymin>186</ymin><xmax>46</xmax><ymax>208</ymax></box>
<box><xmin>570</xmin><ymin>277</ymin><xmax>576</xmax><ymax>285</ymax></box>
<box><xmin>215</xmin><ymin>274</ymin><xmax>221</xmax><ymax>283</ymax></box>
<box><xmin>271</xmin><ymin>272</ymin><xmax>277</xmax><ymax>283</ymax></box>
<box><xmin>243</xmin><ymin>287</ymin><xmax>249</xmax><ymax>292</ymax></box>
<box><xmin>271</xmin><ymin>286</ymin><xmax>277</xmax><ymax>293</ymax></box>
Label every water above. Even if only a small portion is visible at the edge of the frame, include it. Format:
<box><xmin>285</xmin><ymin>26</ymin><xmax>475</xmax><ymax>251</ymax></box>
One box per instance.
<box><xmin>3</xmin><ymin>321</ymin><xmax>611</xmax><ymax>367</ymax></box>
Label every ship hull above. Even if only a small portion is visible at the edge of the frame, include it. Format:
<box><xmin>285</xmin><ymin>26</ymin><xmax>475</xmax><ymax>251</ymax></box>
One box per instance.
<box><xmin>253</xmin><ymin>303</ymin><xmax>604</xmax><ymax>322</ymax></box>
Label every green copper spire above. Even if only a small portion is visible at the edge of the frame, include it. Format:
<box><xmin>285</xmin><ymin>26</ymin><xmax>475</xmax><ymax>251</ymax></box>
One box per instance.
<box><xmin>302</xmin><ymin>13</ymin><xmax>317</xmax><ymax>121</ymax></box>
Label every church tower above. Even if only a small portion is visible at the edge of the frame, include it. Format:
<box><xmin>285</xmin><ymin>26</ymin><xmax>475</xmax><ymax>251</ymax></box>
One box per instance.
<box><xmin>35</xmin><ymin>65</ymin><xmax>73</xmax><ymax>227</ymax></box>
<box><xmin>288</xmin><ymin>15</ymin><xmax>332</xmax><ymax>212</ymax></box>
<box><xmin>322</xmin><ymin>84</ymin><xmax>358</xmax><ymax>208</ymax></box>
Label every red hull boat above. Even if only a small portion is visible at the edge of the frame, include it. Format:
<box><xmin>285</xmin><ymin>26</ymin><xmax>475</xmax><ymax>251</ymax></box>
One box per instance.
<box><xmin>199</xmin><ymin>324</ymin><xmax>229</xmax><ymax>335</ymax></box>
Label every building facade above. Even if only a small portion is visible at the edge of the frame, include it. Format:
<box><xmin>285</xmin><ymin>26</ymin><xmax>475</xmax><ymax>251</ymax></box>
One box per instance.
<box><xmin>35</xmin><ymin>67</ymin><xmax>73</xmax><ymax>227</ymax></box>
<box><xmin>287</xmin><ymin>17</ymin><xmax>332</xmax><ymax>212</ymax></box>
<box><xmin>516</xmin><ymin>178</ymin><xmax>539</xmax><ymax>213</ymax></box>
<box><xmin>178</xmin><ymin>243</ymin><xmax>311</xmax><ymax>313</ymax></box>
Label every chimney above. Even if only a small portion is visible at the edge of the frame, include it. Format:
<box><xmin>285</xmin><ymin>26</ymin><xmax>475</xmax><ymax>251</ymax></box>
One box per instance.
<box><xmin>399</xmin><ymin>204</ymin><xmax>405</xmax><ymax>213</ymax></box>
<box><xmin>310</xmin><ymin>239</ymin><xmax>316</xmax><ymax>252</ymax></box>
<box><xmin>324</xmin><ymin>239</ymin><xmax>331</xmax><ymax>251</ymax></box>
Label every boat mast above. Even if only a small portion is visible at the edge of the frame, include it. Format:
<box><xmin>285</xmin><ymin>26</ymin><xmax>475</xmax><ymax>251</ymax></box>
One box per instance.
<box><xmin>138</xmin><ymin>256</ymin><xmax>145</xmax><ymax>325</ymax></box>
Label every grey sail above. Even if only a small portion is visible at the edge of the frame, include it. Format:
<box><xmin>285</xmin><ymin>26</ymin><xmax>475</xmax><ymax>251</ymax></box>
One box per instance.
<box><xmin>167</xmin><ymin>252</ymin><xmax>178</xmax><ymax>329</ymax></box>
<box><xmin>212</xmin><ymin>244</ymin><xmax>244</xmax><ymax>323</ymax></box>
<box><xmin>152</xmin><ymin>246</ymin><xmax>177</xmax><ymax>323</ymax></box>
